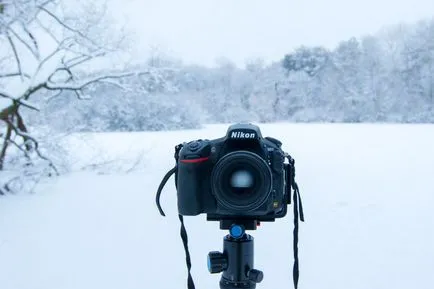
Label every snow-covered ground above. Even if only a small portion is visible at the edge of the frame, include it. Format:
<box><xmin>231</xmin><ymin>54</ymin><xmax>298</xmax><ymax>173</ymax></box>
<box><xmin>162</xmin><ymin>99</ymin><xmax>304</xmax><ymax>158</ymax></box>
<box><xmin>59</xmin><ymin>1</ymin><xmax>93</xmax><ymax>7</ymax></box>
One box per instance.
<box><xmin>1</xmin><ymin>123</ymin><xmax>434</xmax><ymax>289</ymax></box>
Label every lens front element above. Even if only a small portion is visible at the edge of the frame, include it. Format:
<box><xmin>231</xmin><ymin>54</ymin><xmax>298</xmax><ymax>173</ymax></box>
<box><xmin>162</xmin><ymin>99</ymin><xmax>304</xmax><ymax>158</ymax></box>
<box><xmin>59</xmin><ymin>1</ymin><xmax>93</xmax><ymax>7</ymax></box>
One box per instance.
<box><xmin>230</xmin><ymin>169</ymin><xmax>254</xmax><ymax>189</ymax></box>
<box><xmin>211</xmin><ymin>151</ymin><xmax>272</xmax><ymax>213</ymax></box>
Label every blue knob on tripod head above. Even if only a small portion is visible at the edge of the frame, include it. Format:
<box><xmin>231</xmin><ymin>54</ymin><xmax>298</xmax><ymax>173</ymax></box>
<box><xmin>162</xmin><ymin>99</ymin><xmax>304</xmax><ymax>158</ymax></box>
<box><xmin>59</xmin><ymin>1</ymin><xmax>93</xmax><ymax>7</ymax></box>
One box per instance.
<box><xmin>229</xmin><ymin>224</ymin><xmax>244</xmax><ymax>239</ymax></box>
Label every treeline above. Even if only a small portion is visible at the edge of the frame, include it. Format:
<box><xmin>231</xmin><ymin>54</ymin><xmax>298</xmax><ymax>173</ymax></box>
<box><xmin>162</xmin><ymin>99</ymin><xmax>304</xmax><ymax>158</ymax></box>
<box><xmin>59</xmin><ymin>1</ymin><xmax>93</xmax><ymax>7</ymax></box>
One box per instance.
<box><xmin>26</xmin><ymin>17</ymin><xmax>434</xmax><ymax>132</ymax></box>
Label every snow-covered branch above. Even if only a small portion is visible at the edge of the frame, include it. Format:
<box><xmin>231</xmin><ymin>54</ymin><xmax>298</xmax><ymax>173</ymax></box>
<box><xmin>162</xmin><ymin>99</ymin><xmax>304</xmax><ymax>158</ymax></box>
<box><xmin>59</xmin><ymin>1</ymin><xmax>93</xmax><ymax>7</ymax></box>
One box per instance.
<box><xmin>1</xmin><ymin>0</ymin><xmax>164</xmax><ymax>194</ymax></box>
<box><xmin>5</xmin><ymin>31</ymin><xmax>24</xmax><ymax>81</ymax></box>
<box><xmin>0</xmin><ymin>90</ymin><xmax>16</xmax><ymax>100</ymax></box>
<box><xmin>0</xmin><ymin>72</ymin><xmax>31</xmax><ymax>79</ymax></box>
<box><xmin>46</xmin><ymin>71</ymin><xmax>151</xmax><ymax>91</ymax></box>
<box><xmin>30</xmin><ymin>36</ymin><xmax>74</xmax><ymax>83</ymax></box>
<box><xmin>37</xmin><ymin>4</ymin><xmax>109</xmax><ymax>52</ymax></box>
<box><xmin>1</xmin><ymin>90</ymin><xmax>39</xmax><ymax>113</ymax></box>
<box><xmin>4</xmin><ymin>118</ymin><xmax>59</xmax><ymax>176</ymax></box>
<box><xmin>3</xmin><ymin>23</ymin><xmax>41</xmax><ymax>60</ymax></box>
<box><xmin>63</xmin><ymin>50</ymin><xmax>107</xmax><ymax>69</ymax></box>
<box><xmin>1</xmin><ymin>0</ymin><xmax>138</xmax><ymax>186</ymax></box>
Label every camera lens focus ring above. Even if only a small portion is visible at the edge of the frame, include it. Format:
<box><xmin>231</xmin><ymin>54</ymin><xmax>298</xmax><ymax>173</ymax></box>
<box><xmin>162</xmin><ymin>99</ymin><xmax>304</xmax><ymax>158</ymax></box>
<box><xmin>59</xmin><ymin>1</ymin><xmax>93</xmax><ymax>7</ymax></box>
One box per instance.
<box><xmin>211</xmin><ymin>150</ymin><xmax>272</xmax><ymax>213</ymax></box>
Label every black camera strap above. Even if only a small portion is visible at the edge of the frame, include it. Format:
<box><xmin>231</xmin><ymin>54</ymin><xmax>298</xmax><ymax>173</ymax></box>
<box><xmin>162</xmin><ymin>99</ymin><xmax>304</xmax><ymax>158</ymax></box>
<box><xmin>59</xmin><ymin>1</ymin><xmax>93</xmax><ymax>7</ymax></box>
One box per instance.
<box><xmin>156</xmin><ymin>144</ymin><xmax>196</xmax><ymax>289</ymax></box>
<box><xmin>155</xmin><ymin>166</ymin><xmax>176</xmax><ymax>217</ymax></box>
<box><xmin>286</xmin><ymin>154</ymin><xmax>305</xmax><ymax>289</ymax></box>
<box><xmin>178</xmin><ymin>214</ymin><xmax>195</xmax><ymax>289</ymax></box>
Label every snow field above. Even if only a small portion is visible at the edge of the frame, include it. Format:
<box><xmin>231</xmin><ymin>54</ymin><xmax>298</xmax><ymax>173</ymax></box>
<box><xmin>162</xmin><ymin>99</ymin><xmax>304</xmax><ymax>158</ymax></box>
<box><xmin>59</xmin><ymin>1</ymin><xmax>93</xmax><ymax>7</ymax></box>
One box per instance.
<box><xmin>1</xmin><ymin>123</ymin><xmax>434</xmax><ymax>289</ymax></box>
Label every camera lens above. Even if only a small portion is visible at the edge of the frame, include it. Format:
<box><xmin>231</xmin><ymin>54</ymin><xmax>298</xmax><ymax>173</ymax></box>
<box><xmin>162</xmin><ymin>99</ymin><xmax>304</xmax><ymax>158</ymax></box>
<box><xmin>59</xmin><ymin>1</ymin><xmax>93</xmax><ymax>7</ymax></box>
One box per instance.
<box><xmin>230</xmin><ymin>170</ymin><xmax>254</xmax><ymax>189</ymax></box>
<box><xmin>211</xmin><ymin>151</ymin><xmax>272</xmax><ymax>213</ymax></box>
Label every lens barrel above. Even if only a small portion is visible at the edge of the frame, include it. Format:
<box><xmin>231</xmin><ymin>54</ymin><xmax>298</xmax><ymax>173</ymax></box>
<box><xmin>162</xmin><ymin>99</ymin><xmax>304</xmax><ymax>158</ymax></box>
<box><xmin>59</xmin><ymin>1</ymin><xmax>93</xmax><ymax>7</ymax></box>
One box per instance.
<box><xmin>211</xmin><ymin>151</ymin><xmax>272</xmax><ymax>213</ymax></box>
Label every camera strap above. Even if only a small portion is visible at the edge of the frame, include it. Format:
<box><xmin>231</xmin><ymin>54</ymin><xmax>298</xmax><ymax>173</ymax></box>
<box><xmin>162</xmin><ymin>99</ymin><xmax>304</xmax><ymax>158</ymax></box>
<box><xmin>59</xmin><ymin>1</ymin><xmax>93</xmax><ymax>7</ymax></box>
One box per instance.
<box><xmin>156</xmin><ymin>147</ymin><xmax>304</xmax><ymax>289</ymax></box>
<box><xmin>156</xmin><ymin>144</ymin><xmax>197</xmax><ymax>289</ymax></box>
<box><xmin>286</xmin><ymin>155</ymin><xmax>305</xmax><ymax>289</ymax></box>
<box><xmin>178</xmin><ymin>214</ymin><xmax>196</xmax><ymax>289</ymax></box>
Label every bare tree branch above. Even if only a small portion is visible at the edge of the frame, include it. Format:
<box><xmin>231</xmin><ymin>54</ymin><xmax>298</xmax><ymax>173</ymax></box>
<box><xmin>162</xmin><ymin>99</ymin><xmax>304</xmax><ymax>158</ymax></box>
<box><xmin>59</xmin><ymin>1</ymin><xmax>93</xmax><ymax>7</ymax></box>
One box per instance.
<box><xmin>5</xmin><ymin>118</ymin><xmax>59</xmax><ymax>176</ymax></box>
<box><xmin>45</xmin><ymin>50</ymin><xmax>107</xmax><ymax>84</ymax></box>
<box><xmin>7</xmin><ymin>137</ymin><xmax>31</xmax><ymax>160</ymax></box>
<box><xmin>64</xmin><ymin>50</ymin><xmax>106</xmax><ymax>69</ymax></box>
<box><xmin>60</xmin><ymin>58</ymin><xmax>74</xmax><ymax>81</ymax></box>
<box><xmin>3</xmin><ymin>25</ymin><xmax>40</xmax><ymax>60</ymax></box>
<box><xmin>6</xmin><ymin>31</ymin><xmax>24</xmax><ymax>81</ymax></box>
<box><xmin>0</xmin><ymin>72</ymin><xmax>31</xmax><ymax>79</ymax></box>
<box><xmin>20</xmin><ymin>21</ymin><xmax>40</xmax><ymax>59</ymax></box>
<box><xmin>0</xmin><ymin>91</ymin><xmax>40</xmax><ymax>112</ymax></box>
<box><xmin>45</xmin><ymin>89</ymin><xmax>63</xmax><ymax>102</ymax></box>
<box><xmin>0</xmin><ymin>90</ymin><xmax>15</xmax><ymax>100</ymax></box>
<box><xmin>17</xmin><ymin>99</ymin><xmax>40</xmax><ymax>111</ymax></box>
<box><xmin>2</xmin><ymin>0</ymin><xmax>55</xmax><ymax>27</ymax></box>
<box><xmin>21</xmin><ymin>82</ymin><xmax>46</xmax><ymax>101</ymax></box>
<box><xmin>46</xmin><ymin>71</ymin><xmax>151</xmax><ymax>91</ymax></box>
<box><xmin>34</xmin><ymin>16</ymin><xmax>61</xmax><ymax>44</ymax></box>
<box><xmin>1</xmin><ymin>176</ymin><xmax>20</xmax><ymax>195</ymax></box>
<box><xmin>4</xmin><ymin>119</ymin><xmax>37</xmax><ymax>148</ymax></box>
<box><xmin>38</xmin><ymin>5</ymin><xmax>108</xmax><ymax>52</ymax></box>
<box><xmin>98</xmin><ymin>79</ymin><xmax>132</xmax><ymax>91</ymax></box>
<box><xmin>75</xmin><ymin>90</ymin><xmax>88</xmax><ymax>100</ymax></box>
<box><xmin>31</xmin><ymin>36</ymin><xmax>74</xmax><ymax>83</ymax></box>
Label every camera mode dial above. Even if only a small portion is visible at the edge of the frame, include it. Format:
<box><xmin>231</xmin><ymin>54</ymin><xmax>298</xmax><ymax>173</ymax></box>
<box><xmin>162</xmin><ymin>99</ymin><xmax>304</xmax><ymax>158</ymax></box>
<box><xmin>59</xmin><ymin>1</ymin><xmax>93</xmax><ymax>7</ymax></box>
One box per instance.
<box><xmin>187</xmin><ymin>140</ymin><xmax>201</xmax><ymax>151</ymax></box>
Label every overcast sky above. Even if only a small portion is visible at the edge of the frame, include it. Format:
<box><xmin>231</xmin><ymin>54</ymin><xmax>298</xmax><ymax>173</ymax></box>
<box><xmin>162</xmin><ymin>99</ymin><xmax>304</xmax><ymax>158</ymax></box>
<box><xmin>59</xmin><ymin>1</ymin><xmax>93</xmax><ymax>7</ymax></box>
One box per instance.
<box><xmin>111</xmin><ymin>0</ymin><xmax>434</xmax><ymax>67</ymax></box>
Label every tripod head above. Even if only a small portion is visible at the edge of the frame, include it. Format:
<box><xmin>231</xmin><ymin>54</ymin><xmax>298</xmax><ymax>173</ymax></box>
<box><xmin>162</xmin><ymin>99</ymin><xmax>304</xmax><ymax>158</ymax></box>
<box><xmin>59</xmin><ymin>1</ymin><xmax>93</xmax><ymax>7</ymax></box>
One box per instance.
<box><xmin>207</xmin><ymin>221</ymin><xmax>263</xmax><ymax>289</ymax></box>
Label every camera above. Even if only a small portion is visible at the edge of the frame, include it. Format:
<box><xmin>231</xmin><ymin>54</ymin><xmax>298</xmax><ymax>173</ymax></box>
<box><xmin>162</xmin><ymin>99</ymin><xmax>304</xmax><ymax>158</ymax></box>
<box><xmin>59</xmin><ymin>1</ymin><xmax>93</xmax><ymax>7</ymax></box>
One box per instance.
<box><xmin>155</xmin><ymin>123</ymin><xmax>304</xmax><ymax>289</ymax></box>
<box><xmin>175</xmin><ymin>123</ymin><xmax>295</xmax><ymax>223</ymax></box>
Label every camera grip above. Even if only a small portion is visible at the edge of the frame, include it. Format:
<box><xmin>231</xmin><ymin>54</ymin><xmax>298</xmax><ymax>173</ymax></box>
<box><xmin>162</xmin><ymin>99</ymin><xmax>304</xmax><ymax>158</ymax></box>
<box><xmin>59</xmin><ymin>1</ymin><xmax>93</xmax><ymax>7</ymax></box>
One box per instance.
<box><xmin>177</xmin><ymin>160</ymin><xmax>209</xmax><ymax>216</ymax></box>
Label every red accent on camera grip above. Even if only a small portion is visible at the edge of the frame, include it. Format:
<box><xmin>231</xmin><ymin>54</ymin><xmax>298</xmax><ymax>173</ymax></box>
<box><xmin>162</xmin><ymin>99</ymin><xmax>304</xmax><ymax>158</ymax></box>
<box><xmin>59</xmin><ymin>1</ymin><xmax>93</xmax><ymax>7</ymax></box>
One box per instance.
<box><xmin>180</xmin><ymin>157</ymin><xmax>210</xmax><ymax>163</ymax></box>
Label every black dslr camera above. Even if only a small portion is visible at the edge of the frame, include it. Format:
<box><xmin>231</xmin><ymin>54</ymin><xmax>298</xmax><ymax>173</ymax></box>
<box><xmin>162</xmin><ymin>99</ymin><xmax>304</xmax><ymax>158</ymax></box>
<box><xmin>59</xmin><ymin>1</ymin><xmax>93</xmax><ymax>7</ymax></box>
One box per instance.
<box><xmin>175</xmin><ymin>123</ymin><xmax>295</xmax><ymax>225</ymax></box>
<box><xmin>155</xmin><ymin>123</ymin><xmax>304</xmax><ymax>289</ymax></box>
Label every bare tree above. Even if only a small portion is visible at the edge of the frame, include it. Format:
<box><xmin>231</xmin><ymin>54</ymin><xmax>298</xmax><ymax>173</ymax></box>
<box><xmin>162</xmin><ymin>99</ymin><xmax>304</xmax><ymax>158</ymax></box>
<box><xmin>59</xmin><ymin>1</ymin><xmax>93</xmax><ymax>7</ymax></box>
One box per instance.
<box><xmin>0</xmin><ymin>0</ymin><xmax>145</xmax><ymax>192</ymax></box>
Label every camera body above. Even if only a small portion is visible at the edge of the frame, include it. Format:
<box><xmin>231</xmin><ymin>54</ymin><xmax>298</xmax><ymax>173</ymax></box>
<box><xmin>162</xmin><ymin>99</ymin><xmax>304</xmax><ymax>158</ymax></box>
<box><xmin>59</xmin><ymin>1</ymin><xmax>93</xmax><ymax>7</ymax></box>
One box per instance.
<box><xmin>176</xmin><ymin>123</ymin><xmax>293</xmax><ymax>222</ymax></box>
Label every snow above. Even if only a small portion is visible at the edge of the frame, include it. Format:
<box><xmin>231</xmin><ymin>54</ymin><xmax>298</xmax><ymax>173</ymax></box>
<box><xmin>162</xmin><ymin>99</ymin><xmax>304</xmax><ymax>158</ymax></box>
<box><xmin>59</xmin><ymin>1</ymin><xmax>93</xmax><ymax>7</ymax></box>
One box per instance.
<box><xmin>1</xmin><ymin>123</ymin><xmax>434</xmax><ymax>289</ymax></box>
<box><xmin>0</xmin><ymin>98</ymin><xmax>11</xmax><ymax>110</ymax></box>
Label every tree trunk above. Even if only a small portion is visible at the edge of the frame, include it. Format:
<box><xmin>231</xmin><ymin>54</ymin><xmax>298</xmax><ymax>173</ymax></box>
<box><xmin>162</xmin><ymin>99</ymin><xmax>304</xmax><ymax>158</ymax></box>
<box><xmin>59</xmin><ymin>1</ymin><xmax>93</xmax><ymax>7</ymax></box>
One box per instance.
<box><xmin>16</xmin><ymin>110</ymin><xmax>32</xmax><ymax>151</ymax></box>
<box><xmin>0</xmin><ymin>103</ymin><xmax>18</xmax><ymax>170</ymax></box>
<box><xmin>0</xmin><ymin>120</ymin><xmax>13</xmax><ymax>170</ymax></box>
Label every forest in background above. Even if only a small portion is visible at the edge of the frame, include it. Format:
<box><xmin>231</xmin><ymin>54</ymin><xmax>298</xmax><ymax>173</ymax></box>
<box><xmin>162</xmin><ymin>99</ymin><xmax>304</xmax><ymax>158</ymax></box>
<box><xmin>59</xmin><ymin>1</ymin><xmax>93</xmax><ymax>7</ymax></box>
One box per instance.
<box><xmin>1</xmin><ymin>0</ymin><xmax>433</xmax><ymax>191</ymax></box>
<box><xmin>24</xmin><ymin>17</ymin><xmax>434</xmax><ymax>132</ymax></box>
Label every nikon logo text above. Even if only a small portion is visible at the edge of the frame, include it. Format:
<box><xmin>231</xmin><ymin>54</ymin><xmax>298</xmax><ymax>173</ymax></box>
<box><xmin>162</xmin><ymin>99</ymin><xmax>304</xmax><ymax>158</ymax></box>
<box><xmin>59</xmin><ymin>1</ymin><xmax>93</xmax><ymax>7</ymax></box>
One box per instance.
<box><xmin>231</xmin><ymin>131</ymin><xmax>256</xmax><ymax>139</ymax></box>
